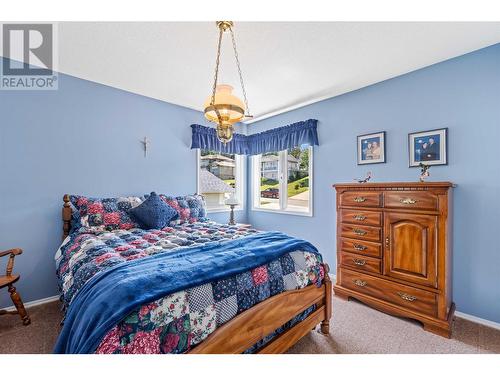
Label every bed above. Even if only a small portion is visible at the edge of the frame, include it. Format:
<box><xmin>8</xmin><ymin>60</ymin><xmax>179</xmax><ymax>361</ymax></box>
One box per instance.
<box><xmin>55</xmin><ymin>194</ymin><xmax>331</xmax><ymax>354</ymax></box>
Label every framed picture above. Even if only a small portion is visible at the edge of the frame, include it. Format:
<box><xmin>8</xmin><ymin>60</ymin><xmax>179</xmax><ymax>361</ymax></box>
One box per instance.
<box><xmin>408</xmin><ymin>128</ymin><xmax>448</xmax><ymax>167</ymax></box>
<box><xmin>357</xmin><ymin>131</ymin><xmax>386</xmax><ymax>165</ymax></box>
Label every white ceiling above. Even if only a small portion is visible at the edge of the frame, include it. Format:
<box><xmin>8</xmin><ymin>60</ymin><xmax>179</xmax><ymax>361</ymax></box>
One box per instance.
<box><xmin>55</xmin><ymin>22</ymin><xmax>500</xmax><ymax>122</ymax></box>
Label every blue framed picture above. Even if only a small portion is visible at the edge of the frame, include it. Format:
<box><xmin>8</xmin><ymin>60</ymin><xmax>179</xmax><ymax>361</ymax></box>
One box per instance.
<box><xmin>408</xmin><ymin>128</ymin><xmax>448</xmax><ymax>167</ymax></box>
<box><xmin>357</xmin><ymin>131</ymin><xmax>386</xmax><ymax>165</ymax></box>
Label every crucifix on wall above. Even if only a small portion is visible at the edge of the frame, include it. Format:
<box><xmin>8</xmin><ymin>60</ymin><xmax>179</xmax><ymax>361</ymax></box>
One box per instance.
<box><xmin>140</xmin><ymin>137</ymin><xmax>150</xmax><ymax>158</ymax></box>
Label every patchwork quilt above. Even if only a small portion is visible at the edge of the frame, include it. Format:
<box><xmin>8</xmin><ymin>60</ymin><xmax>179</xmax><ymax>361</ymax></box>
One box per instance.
<box><xmin>55</xmin><ymin>221</ymin><xmax>324</xmax><ymax>354</ymax></box>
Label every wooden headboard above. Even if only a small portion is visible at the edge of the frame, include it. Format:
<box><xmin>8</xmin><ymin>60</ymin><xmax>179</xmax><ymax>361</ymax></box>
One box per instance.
<box><xmin>62</xmin><ymin>194</ymin><xmax>72</xmax><ymax>240</ymax></box>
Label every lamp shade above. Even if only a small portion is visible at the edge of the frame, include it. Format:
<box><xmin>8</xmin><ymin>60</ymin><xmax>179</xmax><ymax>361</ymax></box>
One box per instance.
<box><xmin>216</xmin><ymin>122</ymin><xmax>234</xmax><ymax>144</ymax></box>
<box><xmin>225</xmin><ymin>193</ymin><xmax>239</xmax><ymax>206</ymax></box>
<box><xmin>204</xmin><ymin>84</ymin><xmax>245</xmax><ymax>125</ymax></box>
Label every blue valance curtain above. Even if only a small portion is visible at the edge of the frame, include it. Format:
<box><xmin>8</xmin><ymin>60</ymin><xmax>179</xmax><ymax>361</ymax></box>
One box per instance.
<box><xmin>246</xmin><ymin>119</ymin><xmax>318</xmax><ymax>155</ymax></box>
<box><xmin>190</xmin><ymin>124</ymin><xmax>250</xmax><ymax>155</ymax></box>
<box><xmin>190</xmin><ymin>119</ymin><xmax>318</xmax><ymax>155</ymax></box>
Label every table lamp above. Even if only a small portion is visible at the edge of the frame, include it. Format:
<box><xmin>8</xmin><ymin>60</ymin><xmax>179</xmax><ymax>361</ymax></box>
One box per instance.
<box><xmin>225</xmin><ymin>194</ymin><xmax>239</xmax><ymax>225</ymax></box>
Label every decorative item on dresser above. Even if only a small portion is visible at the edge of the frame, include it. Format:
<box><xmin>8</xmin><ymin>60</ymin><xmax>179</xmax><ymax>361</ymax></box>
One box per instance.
<box><xmin>419</xmin><ymin>163</ymin><xmax>431</xmax><ymax>182</ymax></box>
<box><xmin>333</xmin><ymin>182</ymin><xmax>454</xmax><ymax>338</ymax></box>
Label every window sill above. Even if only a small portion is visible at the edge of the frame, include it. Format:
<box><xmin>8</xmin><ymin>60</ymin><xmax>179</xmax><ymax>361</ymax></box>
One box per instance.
<box><xmin>251</xmin><ymin>207</ymin><xmax>313</xmax><ymax>217</ymax></box>
<box><xmin>207</xmin><ymin>207</ymin><xmax>245</xmax><ymax>214</ymax></box>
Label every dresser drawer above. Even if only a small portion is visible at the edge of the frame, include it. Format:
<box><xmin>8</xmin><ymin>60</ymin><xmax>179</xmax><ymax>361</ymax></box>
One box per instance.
<box><xmin>340</xmin><ymin>223</ymin><xmax>381</xmax><ymax>242</ymax></box>
<box><xmin>340</xmin><ymin>269</ymin><xmax>437</xmax><ymax>317</ymax></box>
<box><xmin>384</xmin><ymin>191</ymin><xmax>438</xmax><ymax>211</ymax></box>
<box><xmin>341</xmin><ymin>252</ymin><xmax>381</xmax><ymax>274</ymax></box>
<box><xmin>340</xmin><ymin>238</ymin><xmax>382</xmax><ymax>258</ymax></box>
<box><xmin>341</xmin><ymin>209</ymin><xmax>382</xmax><ymax>226</ymax></box>
<box><xmin>339</xmin><ymin>191</ymin><xmax>382</xmax><ymax>208</ymax></box>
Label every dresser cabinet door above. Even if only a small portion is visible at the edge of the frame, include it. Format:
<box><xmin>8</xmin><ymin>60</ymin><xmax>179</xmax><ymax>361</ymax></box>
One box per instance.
<box><xmin>383</xmin><ymin>212</ymin><xmax>438</xmax><ymax>288</ymax></box>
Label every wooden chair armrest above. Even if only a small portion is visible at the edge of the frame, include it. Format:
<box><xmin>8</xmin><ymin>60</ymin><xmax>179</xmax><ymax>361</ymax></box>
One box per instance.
<box><xmin>0</xmin><ymin>248</ymin><xmax>23</xmax><ymax>258</ymax></box>
<box><xmin>0</xmin><ymin>248</ymin><xmax>23</xmax><ymax>276</ymax></box>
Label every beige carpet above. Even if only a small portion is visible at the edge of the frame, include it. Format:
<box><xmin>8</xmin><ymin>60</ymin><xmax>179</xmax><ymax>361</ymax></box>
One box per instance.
<box><xmin>0</xmin><ymin>296</ymin><xmax>499</xmax><ymax>354</ymax></box>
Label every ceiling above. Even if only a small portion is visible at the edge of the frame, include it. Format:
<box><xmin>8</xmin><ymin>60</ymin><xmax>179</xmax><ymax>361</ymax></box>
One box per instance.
<box><xmin>54</xmin><ymin>22</ymin><xmax>500</xmax><ymax>122</ymax></box>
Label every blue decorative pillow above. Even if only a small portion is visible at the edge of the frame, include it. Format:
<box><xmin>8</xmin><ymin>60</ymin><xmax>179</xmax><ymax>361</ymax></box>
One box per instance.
<box><xmin>129</xmin><ymin>192</ymin><xmax>178</xmax><ymax>229</ymax></box>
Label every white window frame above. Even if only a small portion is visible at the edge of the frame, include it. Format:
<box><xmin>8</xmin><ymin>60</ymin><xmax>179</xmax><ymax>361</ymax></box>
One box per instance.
<box><xmin>196</xmin><ymin>149</ymin><xmax>246</xmax><ymax>213</ymax></box>
<box><xmin>251</xmin><ymin>146</ymin><xmax>313</xmax><ymax>217</ymax></box>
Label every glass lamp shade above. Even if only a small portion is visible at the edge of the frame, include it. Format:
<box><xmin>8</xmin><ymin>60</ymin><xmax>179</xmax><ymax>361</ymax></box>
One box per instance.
<box><xmin>225</xmin><ymin>193</ymin><xmax>239</xmax><ymax>206</ymax></box>
<box><xmin>216</xmin><ymin>122</ymin><xmax>234</xmax><ymax>144</ymax></box>
<box><xmin>204</xmin><ymin>84</ymin><xmax>245</xmax><ymax>125</ymax></box>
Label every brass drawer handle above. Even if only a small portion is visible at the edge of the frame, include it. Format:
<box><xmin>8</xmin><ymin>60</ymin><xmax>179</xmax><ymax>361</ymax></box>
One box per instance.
<box><xmin>353</xmin><ymin>196</ymin><xmax>366</xmax><ymax>203</ymax></box>
<box><xmin>354</xmin><ymin>279</ymin><xmax>367</xmax><ymax>287</ymax></box>
<box><xmin>397</xmin><ymin>292</ymin><xmax>417</xmax><ymax>302</ymax></box>
<box><xmin>400</xmin><ymin>197</ymin><xmax>417</xmax><ymax>205</ymax></box>
<box><xmin>353</xmin><ymin>244</ymin><xmax>367</xmax><ymax>251</ymax></box>
<box><xmin>353</xmin><ymin>259</ymin><xmax>366</xmax><ymax>266</ymax></box>
<box><xmin>353</xmin><ymin>228</ymin><xmax>367</xmax><ymax>236</ymax></box>
<box><xmin>354</xmin><ymin>215</ymin><xmax>366</xmax><ymax>221</ymax></box>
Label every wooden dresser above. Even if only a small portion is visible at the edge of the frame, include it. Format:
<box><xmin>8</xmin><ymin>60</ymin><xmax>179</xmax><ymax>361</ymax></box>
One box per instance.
<box><xmin>333</xmin><ymin>182</ymin><xmax>454</xmax><ymax>337</ymax></box>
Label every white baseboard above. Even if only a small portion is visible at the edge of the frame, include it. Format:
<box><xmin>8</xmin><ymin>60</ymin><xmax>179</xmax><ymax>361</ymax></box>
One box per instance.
<box><xmin>329</xmin><ymin>273</ymin><xmax>500</xmax><ymax>331</ymax></box>
<box><xmin>454</xmin><ymin>311</ymin><xmax>500</xmax><ymax>331</ymax></box>
<box><xmin>1</xmin><ymin>295</ymin><xmax>60</xmax><ymax>312</ymax></box>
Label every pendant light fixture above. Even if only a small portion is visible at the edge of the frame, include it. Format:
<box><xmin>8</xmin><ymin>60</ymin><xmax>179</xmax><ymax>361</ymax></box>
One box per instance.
<box><xmin>204</xmin><ymin>21</ymin><xmax>252</xmax><ymax>144</ymax></box>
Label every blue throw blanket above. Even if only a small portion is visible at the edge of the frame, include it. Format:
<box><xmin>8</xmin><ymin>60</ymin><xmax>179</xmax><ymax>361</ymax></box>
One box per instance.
<box><xmin>54</xmin><ymin>231</ymin><xmax>319</xmax><ymax>354</ymax></box>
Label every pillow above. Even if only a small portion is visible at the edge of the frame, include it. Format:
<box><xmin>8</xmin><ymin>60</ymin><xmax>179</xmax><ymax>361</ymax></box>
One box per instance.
<box><xmin>158</xmin><ymin>195</ymin><xmax>182</xmax><ymax>222</ymax></box>
<box><xmin>175</xmin><ymin>196</ymin><xmax>192</xmax><ymax>223</ymax></box>
<box><xmin>157</xmin><ymin>194</ymin><xmax>207</xmax><ymax>224</ymax></box>
<box><xmin>70</xmin><ymin>195</ymin><xmax>143</xmax><ymax>232</ymax></box>
<box><xmin>67</xmin><ymin>200</ymin><xmax>82</xmax><ymax>234</ymax></box>
<box><xmin>129</xmin><ymin>192</ymin><xmax>178</xmax><ymax>229</ymax></box>
<box><xmin>158</xmin><ymin>195</ymin><xmax>190</xmax><ymax>224</ymax></box>
<box><xmin>186</xmin><ymin>194</ymin><xmax>207</xmax><ymax>221</ymax></box>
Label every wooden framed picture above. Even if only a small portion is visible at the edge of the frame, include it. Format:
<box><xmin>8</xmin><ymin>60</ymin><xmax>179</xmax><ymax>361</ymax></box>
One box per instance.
<box><xmin>357</xmin><ymin>131</ymin><xmax>386</xmax><ymax>165</ymax></box>
<box><xmin>408</xmin><ymin>128</ymin><xmax>448</xmax><ymax>167</ymax></box>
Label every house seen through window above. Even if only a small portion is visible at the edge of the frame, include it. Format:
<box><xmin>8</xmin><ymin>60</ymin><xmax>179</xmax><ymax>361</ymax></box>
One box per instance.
<box><xmin>198</xmin><ymin>150</ymin><xmax>244</xmax><ymax>212</ymax></box>
<box><xmin>253</xmin><ymin>145</ymin><xmax>312</xmax><ymax>215</ymax></box>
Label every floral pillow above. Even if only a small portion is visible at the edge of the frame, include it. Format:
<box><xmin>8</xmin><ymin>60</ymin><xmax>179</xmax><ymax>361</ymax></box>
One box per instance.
<box><xmin>70</xmin><ymin>195</ymin><xmax>143</xmax><ymax>232</ymax></box>
<box><xmin>158</xmin><ymin>195</ymin><xmax>190</xmax><ymax>224</ymax></box>
<box><xmin>175</xmin><ymin>196</ymin><xmax>192</xmax><ymax>223</ymax></box>
<box><xmin>185</xmin><ymin>194</ymin><xmax>207</xmax><ymax>221</ymax></box>
<box><xmin>158</xmin><ymin>194</ymin><xmax>207</xmax><ymax>224</ymax></box>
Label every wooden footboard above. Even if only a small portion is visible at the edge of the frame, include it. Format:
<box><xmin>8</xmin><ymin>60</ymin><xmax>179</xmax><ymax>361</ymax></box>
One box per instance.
<box><xmin>189</xmin><ymin>267</ymin><xmax>332</xmax><ymax>354</ymax></box>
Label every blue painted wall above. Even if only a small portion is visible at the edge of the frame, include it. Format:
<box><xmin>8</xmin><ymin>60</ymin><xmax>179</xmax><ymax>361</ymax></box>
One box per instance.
<box><xmin>2</xmin><ymin>44</ymin><xmax>499</xmax><ymax>323</ymax></box>
<box><xmin>0</xmin><ymin>64</ymin><xmax>246</xmax><ymax>308</ymax></box>
<box><xmin>247</xmin><ymin>44</ymin><xmax>500</xmax><ymax>323</ymax></box>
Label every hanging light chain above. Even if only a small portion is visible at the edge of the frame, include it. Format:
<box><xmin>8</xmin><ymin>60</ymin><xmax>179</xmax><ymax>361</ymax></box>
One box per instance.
<box><xmin>210</xmin><ymin>26</ymin><xmax>224</xmax><ymax>125</ymax></box>
<box><xmin>229</xmin><ymin>27</ymin><xmax>252</xmax><ymax>118</ymax></box>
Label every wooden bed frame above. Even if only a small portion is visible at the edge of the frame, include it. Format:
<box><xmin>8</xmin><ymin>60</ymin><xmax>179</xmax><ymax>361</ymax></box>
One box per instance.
<box><xmin>62</xmin><ymin>194</ymin><xmax>332</xmax><ymax>354</ymax></box>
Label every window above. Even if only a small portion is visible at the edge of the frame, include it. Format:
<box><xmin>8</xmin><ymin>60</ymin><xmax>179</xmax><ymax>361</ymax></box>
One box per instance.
<box><xmin>252</xmin><ymin>146</ymin><xmax>313</xmax><ymax>216</ymax></box>
<box><xmin>197</xmin><ymin>150</ymin><xmax>245</xmax><ymax>212</ymax></box>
